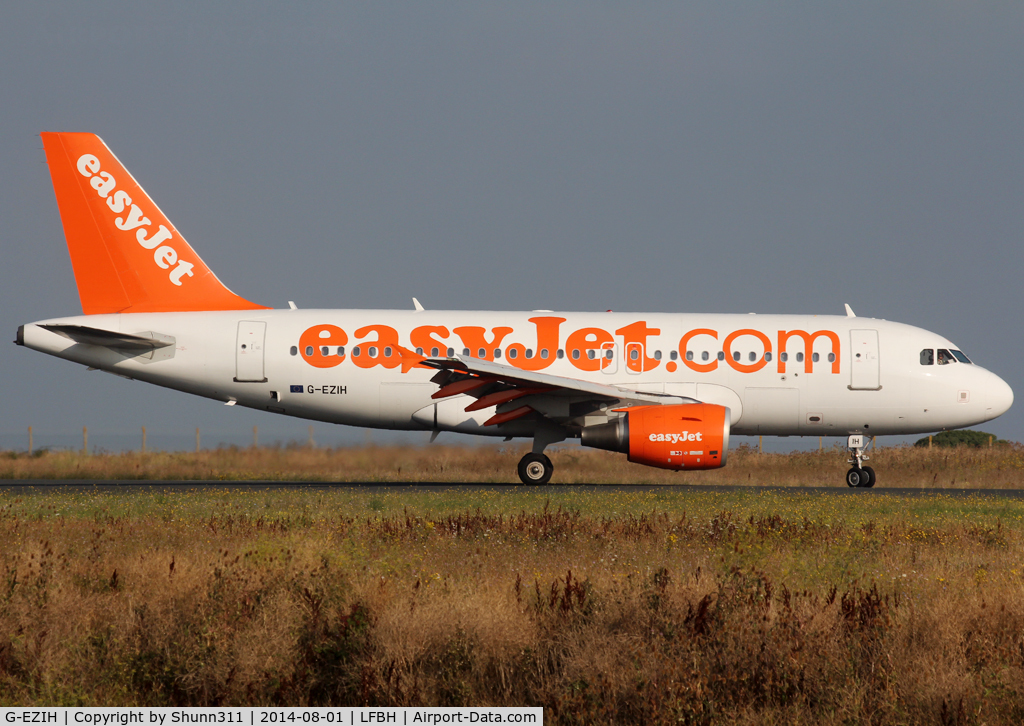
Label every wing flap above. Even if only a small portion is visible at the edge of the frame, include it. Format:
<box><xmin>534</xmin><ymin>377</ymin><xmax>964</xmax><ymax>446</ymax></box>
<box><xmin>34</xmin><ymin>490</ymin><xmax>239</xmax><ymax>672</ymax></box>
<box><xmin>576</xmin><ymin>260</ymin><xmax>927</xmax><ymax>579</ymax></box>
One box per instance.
<box><xmin>421</xmin><ymin>354</ymin><xmax>695</xmax><ymax>428</ymax></box>
<box><xmin>424</xmin><ymin>355</ymin><xmax>691</xmax><ymax>406</ymax></box>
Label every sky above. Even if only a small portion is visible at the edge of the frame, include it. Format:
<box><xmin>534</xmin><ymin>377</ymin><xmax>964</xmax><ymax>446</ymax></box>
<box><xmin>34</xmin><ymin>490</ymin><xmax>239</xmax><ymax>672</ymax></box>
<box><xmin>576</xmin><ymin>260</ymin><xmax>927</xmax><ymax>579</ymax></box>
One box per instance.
<box><xmin>1</xmin><ymin>3</ymin><xmax>1022</xmax><ymax>453</ymax></box>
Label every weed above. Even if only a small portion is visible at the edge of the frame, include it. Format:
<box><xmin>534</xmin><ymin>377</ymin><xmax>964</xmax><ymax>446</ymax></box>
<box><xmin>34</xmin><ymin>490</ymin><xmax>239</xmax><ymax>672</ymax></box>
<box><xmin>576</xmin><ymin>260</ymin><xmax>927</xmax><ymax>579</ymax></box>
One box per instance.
<box><xmin>0</xmin><ymin>441</ymin><xmax>1021</xmax><ymax>487</ymax></box>
<box><xmin>0</xmin><ymin>487</ymin><xmax>1022</xmax><ymax>721</ymax></box>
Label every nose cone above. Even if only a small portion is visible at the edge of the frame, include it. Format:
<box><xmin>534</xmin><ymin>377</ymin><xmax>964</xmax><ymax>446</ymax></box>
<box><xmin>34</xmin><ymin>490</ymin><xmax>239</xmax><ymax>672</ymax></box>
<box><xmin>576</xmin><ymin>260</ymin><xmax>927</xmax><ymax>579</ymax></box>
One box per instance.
<box><xmin>986</xmin><ymin>372</ymin><xmax>1014</xmax><ymax>421</ymax></box>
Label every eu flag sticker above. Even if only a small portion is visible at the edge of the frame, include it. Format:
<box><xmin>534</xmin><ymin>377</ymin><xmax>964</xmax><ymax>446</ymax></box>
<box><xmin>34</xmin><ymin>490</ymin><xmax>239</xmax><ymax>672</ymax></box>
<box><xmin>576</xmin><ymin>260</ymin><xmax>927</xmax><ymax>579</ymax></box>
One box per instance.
<box><xmin>290</xmin><ymin>385</ymin><xmax>304</xmax><ymax>393</ymax></box>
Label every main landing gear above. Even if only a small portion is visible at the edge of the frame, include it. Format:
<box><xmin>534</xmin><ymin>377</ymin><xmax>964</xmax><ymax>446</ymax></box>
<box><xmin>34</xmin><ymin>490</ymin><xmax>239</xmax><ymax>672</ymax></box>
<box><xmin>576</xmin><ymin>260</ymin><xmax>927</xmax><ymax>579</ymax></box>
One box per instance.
<box><xmin>518</xmin><ymin>453</ymin><xmax>554</xmax><ymax>485</ymax></box>
<box><xmin>517</xmin><ymin>421</ymin><xmax>565</xmax><ymax>485</ymax></box>
<box><xmin>845</xmin><ymin>434</ymin><xmax>876</xmax><ymax>488</ymax></box>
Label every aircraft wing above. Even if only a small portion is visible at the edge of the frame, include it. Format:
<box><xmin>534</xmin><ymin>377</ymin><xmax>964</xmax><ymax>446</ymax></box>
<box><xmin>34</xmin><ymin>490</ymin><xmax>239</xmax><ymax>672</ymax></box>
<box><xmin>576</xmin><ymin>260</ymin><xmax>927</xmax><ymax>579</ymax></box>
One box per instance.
<box><xmin>420</xmin><ymin>354</ymin><xmax>693</xmax><ymax>427</ymax></box>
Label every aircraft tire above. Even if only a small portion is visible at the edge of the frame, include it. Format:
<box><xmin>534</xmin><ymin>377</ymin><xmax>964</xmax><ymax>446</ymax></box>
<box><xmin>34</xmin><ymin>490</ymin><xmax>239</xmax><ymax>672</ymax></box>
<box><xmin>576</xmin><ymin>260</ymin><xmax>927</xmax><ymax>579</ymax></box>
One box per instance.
<box><xmin>861</xmin><ymin>466</ymin><xmax>876</xmax><ymax>488</ymax></box>
<box><xmin>846</xmin><ymin>468</ymin><xmax>863</xmax><ymax>488</ymax></box>
<box><xmin>518</xmin><ymin>453</ymin><xmax>553</xmax><ymax>485</ymax></box>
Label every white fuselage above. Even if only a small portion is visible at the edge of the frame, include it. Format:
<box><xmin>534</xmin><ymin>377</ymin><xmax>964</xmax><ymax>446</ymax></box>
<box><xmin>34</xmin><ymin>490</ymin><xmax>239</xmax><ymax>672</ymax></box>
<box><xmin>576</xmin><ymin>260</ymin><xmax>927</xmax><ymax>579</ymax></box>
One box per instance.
<box><xmin>20</xmin><ymin>309</ymin><xmax>1014</xmax><ymax>440</ymax></box>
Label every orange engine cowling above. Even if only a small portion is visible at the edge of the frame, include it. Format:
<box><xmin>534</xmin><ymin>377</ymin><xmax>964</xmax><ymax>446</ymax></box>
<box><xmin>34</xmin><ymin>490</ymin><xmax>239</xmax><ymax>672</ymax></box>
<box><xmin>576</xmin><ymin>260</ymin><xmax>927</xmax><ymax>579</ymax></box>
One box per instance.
<box><xmin>580</xmin><ymin>403</ymin><xmax>730</xmax><ymax>471</ymax></box>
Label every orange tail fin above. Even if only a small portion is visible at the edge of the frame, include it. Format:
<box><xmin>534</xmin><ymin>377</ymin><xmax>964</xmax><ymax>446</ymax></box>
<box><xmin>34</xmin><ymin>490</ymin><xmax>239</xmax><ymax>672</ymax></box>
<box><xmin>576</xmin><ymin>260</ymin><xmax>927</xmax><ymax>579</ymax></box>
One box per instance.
<box><xmin>41</xmin><ymin>132</ymin><xmax>268</xmax><ymax>314</ymax></box>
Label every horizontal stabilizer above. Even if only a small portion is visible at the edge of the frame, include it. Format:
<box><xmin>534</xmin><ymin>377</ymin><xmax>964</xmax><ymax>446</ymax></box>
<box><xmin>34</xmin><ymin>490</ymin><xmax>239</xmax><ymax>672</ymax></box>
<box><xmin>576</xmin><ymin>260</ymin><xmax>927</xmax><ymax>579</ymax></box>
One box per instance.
<box><xmin>39</xmin><ymin>324</ymin><xmax>175</xmax><ymax>352</ymax></box>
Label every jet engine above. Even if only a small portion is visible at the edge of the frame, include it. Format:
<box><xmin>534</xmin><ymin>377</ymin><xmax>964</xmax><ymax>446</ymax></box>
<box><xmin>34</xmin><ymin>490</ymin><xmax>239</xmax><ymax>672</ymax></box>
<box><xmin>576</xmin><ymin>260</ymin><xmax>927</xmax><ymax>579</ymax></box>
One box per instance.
<box><xmin>580</xmin><ymin>403</ymin><xmax>730</xmax><ymax>470</ymax></box>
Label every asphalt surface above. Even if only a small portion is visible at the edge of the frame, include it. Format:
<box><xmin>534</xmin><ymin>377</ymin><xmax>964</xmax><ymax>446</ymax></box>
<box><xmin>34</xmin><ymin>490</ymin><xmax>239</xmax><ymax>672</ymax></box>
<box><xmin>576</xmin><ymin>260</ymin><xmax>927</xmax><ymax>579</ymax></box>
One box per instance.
<box><xmin>1</xmin><ymin>480</ymin><xmax>1023</xmax><ymax>498</ymax></box>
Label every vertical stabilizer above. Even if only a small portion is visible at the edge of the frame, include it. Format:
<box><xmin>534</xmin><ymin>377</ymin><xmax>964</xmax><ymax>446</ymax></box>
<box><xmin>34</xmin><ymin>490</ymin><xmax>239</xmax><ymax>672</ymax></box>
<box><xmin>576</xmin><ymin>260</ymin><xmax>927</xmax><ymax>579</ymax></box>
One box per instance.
<box><xmin>41</xmin><ymin>132</ymin><xmax>268</xmax><ymax>314</ymax></box>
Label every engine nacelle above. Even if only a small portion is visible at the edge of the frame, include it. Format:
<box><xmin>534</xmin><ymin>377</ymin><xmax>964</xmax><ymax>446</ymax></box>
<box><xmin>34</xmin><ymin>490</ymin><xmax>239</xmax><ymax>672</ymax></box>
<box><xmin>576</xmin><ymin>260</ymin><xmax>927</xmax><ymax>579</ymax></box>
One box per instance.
<box><xmin>580</xmin><ymin>403</ymin><xmax>730</xmax><ymax>471</ymax></box>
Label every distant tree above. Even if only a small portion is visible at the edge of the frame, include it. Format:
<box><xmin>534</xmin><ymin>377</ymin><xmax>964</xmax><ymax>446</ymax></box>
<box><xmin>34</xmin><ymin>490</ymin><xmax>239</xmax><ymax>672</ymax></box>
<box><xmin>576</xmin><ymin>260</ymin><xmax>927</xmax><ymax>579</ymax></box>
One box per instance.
<box><xmin>914</xmin><ymin>430</ymin><xmax>1006</xmax><ymax>448</ymax></box>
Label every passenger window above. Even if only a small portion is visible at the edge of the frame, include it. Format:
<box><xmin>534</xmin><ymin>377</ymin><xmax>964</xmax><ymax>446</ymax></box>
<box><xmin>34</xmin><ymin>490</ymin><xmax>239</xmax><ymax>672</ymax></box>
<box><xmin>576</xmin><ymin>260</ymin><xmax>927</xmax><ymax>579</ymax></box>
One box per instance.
<box><xmin>352</xmin><ymin>346</ymin><xmax>361</xmax><ymax>357</ymax></box>
<box><xmin>509</xmin><ymin>348</ymin><xmax>518</xmax><ymax>359</ymax></box>
<box><xmin>305</xmin><ymin>346</ymin><xmax>314</xmax><ymax>357</ymax></box>
<box><xmin>384</xmin><ymin>347</ymin><xmax>392</xmax><ymax>357</ymax></box>
<box><xmin>368</xmin><ymin>347</ymin><xmax>378</xmax><ymax>358</ymax></box>
<box><xmin>827</xmin><ymin>353</ymin><xmax>835</xmax><ymax>363</ymax></box>
<box><xmin>541</xmin><ymin>349</ymin><xmax>549</xmax><ymax>359</ymax></box>
<box><xmin>630</xmin><ymin>349</ymin><xmax>640</xmax><ymax>361</ymax></box>
<box><xmin>557</xmin><ymin>349</ymin><xmax>565</xmax><ymax>359</ymax></box>
<box><xmin>796</xmin><ymin>352</ymin><xmax>804</xmax><ymax>363</ymax></box>
<box><xmin>702</xmin><ymin>351</ymin><xmax>709</xmax><ymax>361</ymax></box>
<box><xmin>572</xmin><ymin>349</ymin><xmax>580</xmax><ymax>360</ymax></box>
<box><xmin>920</xmin><ymin>349</ymin><xmax>933</xmax><ymax>365</ymax></box>
<box><xmin>732</xmin><ymin>351</ymin><xmax>740</xmax><ymax>361</ymax></box>
<box><xmin>654</xmin><ymin>350</ymin><xmax>662</xmax><ymax>361</ymax></box>
<box><xmin>447</xmin><ymin>347</ymin><xmax>455</xmax><ymax>357</ymax></box>
<box><xmin>525</xmin><ymin>349</ymin><xmax>534</xmax><ymax>359</ymax></box>
<box><xmin>494</xmin><ymin>349</ymin><xmax>502</xmax><ymax>359</ymax></box>
<box><xmin>463</xmin><ymin>348</ymin><xmax>470</xmax><ymax>356</ymax></box>
<box><xmin>290</xmin><ymin>346</ymin><xmax>298</xmax><ymax>356</ymax></box>
<box><xmin>670</xmin><ymin>351</ymin><xmax>678</xmax><ymax>361</ymax></box>
<box><xmin>717</xmin><ymin>351</ymin><xmax>725</xmax><ymax>361</ymax></box>
<box><xmin>478</xmin><ymin>348</ymin><xmax>486</xmax><ymax>358</ymax></box>
<box><xmin>587</xmin><ymin>350</ymin><xmax>596</xmax><ymax>360</ymax></box>
<box><xmin>685</xmin><ymin>351</ymin><xmax>694</xmax><ymax>361</ymax></box>
<box><xmin>938</xmin><ymin>349</ymin><xmax>955</xmax><ymax>365</ymax></box>
<box><xmin>606</xmin><ymin>350</ymin><xmax>613</xmax><ymax>360</ymax></box>
<box><xmin>416</xmin><ymin>347</ymin><xmax>424</xmax><ymax>356</ymax></box>
<box><xmin>337</xmin><ymin>347</ymin><xmax>345</xmax><ymax>356</ymax></box>
<box><xmin>765</xmin><ymin>352</ymin><xmax>772</xmax><ymax>362</ymax></box>
<box><xmin>748</xmin><ymin>352</ymin><xmax>756</xmax><ymax>362</ymax></box>
<box><xmin>431</xmin><ymin>347</ymin><xmax>439</xmax><ymax>357</ymax></box>
<box><xmin>812</xmin><ymin>352</ymin><xmax>819</xmax><ymax>363</ymax></box>
<box><xmin>780</xmin><ymin>352</ymin><xmax>788</xmax><ymax>362</ymax></box>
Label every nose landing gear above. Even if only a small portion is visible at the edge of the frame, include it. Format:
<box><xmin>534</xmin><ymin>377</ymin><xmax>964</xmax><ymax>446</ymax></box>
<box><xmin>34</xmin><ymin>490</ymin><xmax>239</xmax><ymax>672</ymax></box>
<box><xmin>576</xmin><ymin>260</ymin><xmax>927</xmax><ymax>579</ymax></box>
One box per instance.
<box><xmin>845</xmin><ymin>434</ymin><xmax>876</xmax><ymax>488</ymax></box>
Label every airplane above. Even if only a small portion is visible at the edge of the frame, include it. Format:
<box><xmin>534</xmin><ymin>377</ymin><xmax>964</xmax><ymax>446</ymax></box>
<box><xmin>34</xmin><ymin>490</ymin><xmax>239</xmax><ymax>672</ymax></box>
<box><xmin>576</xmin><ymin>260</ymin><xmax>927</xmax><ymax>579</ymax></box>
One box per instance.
<box><xmin>15</xmin><ymin>133</ymin><xmax>1014</xmax><ymax>487</ymax></box>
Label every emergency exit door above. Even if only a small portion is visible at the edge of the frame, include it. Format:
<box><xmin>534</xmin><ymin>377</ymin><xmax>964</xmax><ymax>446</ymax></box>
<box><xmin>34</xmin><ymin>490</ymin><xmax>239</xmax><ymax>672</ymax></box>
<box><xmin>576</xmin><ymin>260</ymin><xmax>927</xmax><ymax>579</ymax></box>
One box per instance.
<box><xmin>235</xmin><ymin>321</ymin><xmax>267</xmax><ymax>382</ymax></box>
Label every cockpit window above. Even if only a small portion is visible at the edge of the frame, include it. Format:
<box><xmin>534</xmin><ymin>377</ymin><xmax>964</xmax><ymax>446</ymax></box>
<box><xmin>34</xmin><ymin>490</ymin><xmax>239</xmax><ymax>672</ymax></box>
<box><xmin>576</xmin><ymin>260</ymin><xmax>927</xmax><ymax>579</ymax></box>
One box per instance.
<box><xmin>937</xmin><ymin>349</ymin><xmax>956</xmax><ymax>365</ymax></box>
<box><xmin>951</xmin><ymin>350</ymin><xmax>972</xmax><ymax>364</ymax></box>
<box><xmin>920</xmin><ymin>349</ymin><xmax>934</xmax><ymax>365</ymax></box>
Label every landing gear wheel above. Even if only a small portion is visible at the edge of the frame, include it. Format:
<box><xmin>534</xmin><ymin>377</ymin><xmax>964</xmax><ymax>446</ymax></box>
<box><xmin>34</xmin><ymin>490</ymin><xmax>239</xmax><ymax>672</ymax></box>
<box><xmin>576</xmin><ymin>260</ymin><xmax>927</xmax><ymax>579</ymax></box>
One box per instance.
<box><xmin>518</xmin><ymin>453</ymin><xmax>553</xmax><ymax>485</ymax></box>
<box><xmin>845</xmin><ymin>468</ymin><xmax>863</xmax><ymax>488</ymax></box>
<box><xmin>860</xmin><ymin>466</ymin><xmax>876</xmax><ymax>488</ymax></box>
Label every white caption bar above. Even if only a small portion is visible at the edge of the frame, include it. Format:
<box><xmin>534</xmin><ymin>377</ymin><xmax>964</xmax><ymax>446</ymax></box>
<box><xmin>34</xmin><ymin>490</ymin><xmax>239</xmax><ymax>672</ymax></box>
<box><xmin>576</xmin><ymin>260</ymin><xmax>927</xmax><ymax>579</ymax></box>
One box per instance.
<box><xmin>0</xmin><ymin>709</ymin><xmax>542</xmax><ymax>726</ymax></box>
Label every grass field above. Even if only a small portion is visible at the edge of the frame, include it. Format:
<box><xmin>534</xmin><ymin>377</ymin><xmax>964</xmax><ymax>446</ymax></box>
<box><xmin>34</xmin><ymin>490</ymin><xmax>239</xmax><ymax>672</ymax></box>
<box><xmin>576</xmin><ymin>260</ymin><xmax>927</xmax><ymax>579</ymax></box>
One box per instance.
<box><xmin>2</xmin><ymin>482</ymin><xmax>1024</xmax><ymax>723</ymax></box>
<box><xmin>3</xmin><ymin>440</ymin><xmax>1024</xmax><ymax>487</ymax></box>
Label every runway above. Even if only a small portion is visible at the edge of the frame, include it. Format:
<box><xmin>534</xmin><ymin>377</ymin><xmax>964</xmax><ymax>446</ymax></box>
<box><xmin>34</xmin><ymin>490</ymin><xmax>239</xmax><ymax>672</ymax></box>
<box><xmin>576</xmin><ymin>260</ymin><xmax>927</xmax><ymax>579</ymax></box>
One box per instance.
<box><xmin>2</xmin><ymin>480</ymin><xmax>1024</xmax><ymax>498</ymax></box>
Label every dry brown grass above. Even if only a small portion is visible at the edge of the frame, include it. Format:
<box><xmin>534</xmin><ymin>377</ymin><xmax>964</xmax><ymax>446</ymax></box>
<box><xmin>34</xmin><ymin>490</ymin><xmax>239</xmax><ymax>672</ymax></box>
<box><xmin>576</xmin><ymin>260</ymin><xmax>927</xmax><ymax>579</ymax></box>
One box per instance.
<box><xmin>2</xmin><ymin>441</ymin><xmax>1024</xmax><ymax>487</ymax></box>
<box><xmin>1</xmin><ymin>486</ymin><xmax>1024</xmax><ymax>722</ymax></box>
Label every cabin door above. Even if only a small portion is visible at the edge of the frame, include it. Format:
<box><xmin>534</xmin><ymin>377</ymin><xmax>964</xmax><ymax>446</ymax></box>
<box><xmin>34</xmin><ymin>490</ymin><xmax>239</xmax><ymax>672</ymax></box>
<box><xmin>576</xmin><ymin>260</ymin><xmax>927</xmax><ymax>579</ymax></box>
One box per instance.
<box><xmin>849</xmin><ymin>329</ymin><xmax>880</xmax><ymax>390</ymax></box>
